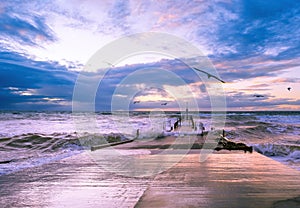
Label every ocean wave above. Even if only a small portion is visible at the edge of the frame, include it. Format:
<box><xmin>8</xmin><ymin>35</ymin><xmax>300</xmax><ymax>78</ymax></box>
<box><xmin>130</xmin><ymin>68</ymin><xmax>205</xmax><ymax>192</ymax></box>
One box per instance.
<box><xmin>0</xmin><ymin>148</ymin><xmax>82</xmax><ymax>176</ymax></box>
<box><xmin>226</xmin><ymin>122</ymin><xmax>300</xmax><ymax>141</ymax></box>
<box><xmin>226</xmin><ymin>114</ymin><xmax>258</xmax><ymax>121</ymax></box>
<box><xmin>0</xmin><ymin>132</ymin><xmax>132</xmax><ymax>175</ymax></box>
<box><xmin>225</xmin><ymin>125</ymin><xmax>273</xmax><ymax>141</ymax></box>
<box><xmin>0</xmin><ymin>132</ymin><xmax>131</xmax><ymax>153</ymax></box>
<box><xmin>254</xmin><ymin>143</ymin><xmax>300</xmax><ymax>171</ymax></box>
<box><xmin>243</xmin><ymin>125</ymin><xmax>273</xmax><ymax>134</ymax></box>
<box><xmin>225</xmin><ymin>120</ymin><xmax>270</xmax><ymax>128</ymax></box>
<box><xmin>254</xmin><ymin>143</ymin><xmax>300</xmax><ymax>158</ymax></box>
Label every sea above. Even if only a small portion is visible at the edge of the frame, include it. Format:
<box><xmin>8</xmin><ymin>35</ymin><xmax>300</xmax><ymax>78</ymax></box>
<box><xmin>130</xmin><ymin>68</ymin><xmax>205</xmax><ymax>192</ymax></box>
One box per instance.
<box><xmin>0</xmin><ymin>111</ymin><xmax>299</xmax><ymax>175</ymax></box>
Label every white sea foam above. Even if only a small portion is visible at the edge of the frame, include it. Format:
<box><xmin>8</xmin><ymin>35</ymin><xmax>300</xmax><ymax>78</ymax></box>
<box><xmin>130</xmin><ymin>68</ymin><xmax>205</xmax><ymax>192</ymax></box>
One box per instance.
<box><xmin>1</xmin><ymin>111</ymin><xmax>300</xmax><ymax>173</ymax></box>
<box><xmin>254</xmin><ymin>143</ymin><xmax>300</xmax><ymax>171</ymax></box>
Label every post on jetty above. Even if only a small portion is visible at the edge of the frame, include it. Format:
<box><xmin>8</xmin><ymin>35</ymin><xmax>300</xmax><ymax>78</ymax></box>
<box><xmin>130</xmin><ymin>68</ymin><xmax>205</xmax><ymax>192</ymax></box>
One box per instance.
<box><xmin>185</xmin><ymin>102</ymin><xmax>188</xmax><ymax>120</ymax></box>
<box><xmin>162</xmin><ymin>103</ymin><xmax>196</xmax><ymax>133</ymax></box>
<box><xmin>184</xmin><ymin>102</ymin><xmax>195</xmax><ymax>129</ymax></box>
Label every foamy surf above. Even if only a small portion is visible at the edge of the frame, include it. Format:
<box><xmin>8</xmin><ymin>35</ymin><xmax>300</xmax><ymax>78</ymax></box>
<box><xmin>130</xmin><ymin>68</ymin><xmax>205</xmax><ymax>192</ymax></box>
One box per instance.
<box><xmin>254</xmin><ymin>143</ymin><xmax>300</xmax><ymax>170</ymax></box>
<box><xmin>0</xmin><ymin>111</ymin><xmax>299</xmax><ymax>174</ymax></box>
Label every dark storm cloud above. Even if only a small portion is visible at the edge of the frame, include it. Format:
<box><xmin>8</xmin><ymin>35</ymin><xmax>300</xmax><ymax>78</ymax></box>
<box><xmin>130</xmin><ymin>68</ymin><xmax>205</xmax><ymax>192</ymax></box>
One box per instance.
<box><xmin>0</xmin><ymin>51</ymin><xmax>77</xmax><ymax>110</ymax></box>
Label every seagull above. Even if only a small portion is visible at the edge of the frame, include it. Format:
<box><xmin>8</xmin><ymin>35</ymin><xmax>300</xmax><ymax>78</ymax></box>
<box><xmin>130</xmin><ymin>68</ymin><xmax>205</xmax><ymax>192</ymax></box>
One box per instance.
<box><xmin>287</xmin><ymin>87</ymin><xmax>291</xmax><ymax>91</ymax></box>
<box><xmin>193</xmin><ymin>67</ymin><xmax>225</xmax><ymax>83</ymax></box>
<box><xmin>103</xmin><ymin>61</ymin><xmax>115</xmax><ymax>67</ymax></box>
<box><xmin>161</xmin><ymin>102</ymin><xmax>168</xmax><ymax>105</ymax></box>
<box><xmin>253</xmin><ymin>94</ymin><xmax>264</xmax><ymax>98</ymax></box>
<box><xmin>133</xmin><ymin>101</ymin><xmax>140</xmax><ymax>104</ymax></box>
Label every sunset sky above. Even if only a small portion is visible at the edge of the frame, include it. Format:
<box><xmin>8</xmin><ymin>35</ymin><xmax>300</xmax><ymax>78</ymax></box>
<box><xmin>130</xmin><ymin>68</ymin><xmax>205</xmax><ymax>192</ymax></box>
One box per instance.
<box><xmin>0</xmin><ymin>0</ymin><xmax>299</xmax><ymax>111</ymax></box>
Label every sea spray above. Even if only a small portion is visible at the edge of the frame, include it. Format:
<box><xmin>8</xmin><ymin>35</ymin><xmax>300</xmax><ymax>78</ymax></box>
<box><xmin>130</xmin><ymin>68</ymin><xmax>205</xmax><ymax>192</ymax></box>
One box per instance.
<box><xmin>1</xmin><ymin>111</ymin><xmax>300</xmax><ymax>173</ymax></box>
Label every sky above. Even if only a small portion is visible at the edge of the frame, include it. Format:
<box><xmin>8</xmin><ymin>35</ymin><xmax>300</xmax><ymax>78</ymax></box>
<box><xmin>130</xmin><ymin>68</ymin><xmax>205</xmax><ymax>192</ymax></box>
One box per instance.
<box><xmin>0</xmin><ymin>0</ymin><xmax>299</xmax><ymax>111</ymax></box>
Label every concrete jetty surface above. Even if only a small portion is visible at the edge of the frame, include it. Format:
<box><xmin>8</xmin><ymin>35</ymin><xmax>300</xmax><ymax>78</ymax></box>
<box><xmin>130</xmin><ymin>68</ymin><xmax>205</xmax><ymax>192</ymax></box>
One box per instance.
<box><xmin>1</xmin><ymin>138</ymin><xmax>300</xmax><ymax>208</ymax></box>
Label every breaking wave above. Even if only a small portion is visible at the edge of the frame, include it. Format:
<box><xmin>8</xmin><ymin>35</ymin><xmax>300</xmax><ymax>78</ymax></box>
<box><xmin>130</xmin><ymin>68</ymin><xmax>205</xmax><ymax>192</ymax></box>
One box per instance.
<box><xmin>254</xmin><ymin>143</ymin><xmax>300</xmax><ymax>171</ymax></box>
<box><xmin>0</xmin><ymin>132</ymin><xmax>131</xmax><ymax>175</ymax></box>
<box><xmin>0</xmin><ymin>132</ymin><xmax>131</xmax><ymax>152</ymax></box>
<box><xmin>254</xmin><ymin>143</ymin><xmax>300</xmax><ymax>157</ymax></box>
<box><xmin>1</xmin><ymin>111</ymin><xmax>299</xmax><ymax>174</ymax></box>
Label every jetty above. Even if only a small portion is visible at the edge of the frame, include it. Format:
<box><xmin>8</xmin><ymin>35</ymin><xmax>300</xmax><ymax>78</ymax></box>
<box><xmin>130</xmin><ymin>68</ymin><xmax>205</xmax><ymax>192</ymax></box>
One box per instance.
<box><xmin>1</xmin><ymin>114</ymin><xmax>299</xmax><ymax>207</ymax></box>
<box><xmin>150</xmin><ymin>113</ymin><xmax>253</xmax><ymax>153</ymax></box>
<box><xmin>89</xmin><ymin>115</ymin><xmax>252</xmax><ymax>153</ymax></box>
<box><xmin>1</xmin><ymin>139</ymin><xmax>300</xmax><ymax>207</ymax></box>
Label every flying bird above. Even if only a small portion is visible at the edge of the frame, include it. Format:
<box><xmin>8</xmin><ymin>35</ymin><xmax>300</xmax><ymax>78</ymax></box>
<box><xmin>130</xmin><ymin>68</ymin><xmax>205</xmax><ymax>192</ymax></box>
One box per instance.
<box><xmin>193</xmin><ymin>67</ymin><xmax>225</xmax><ymax>83</ymax></box>
<box><xmin>103</xmin><ymin>61</ymin><xmax>115</xmax><ymax>67</ymax></box>
<box><xmin>287</xmin><ymin>87</ymin><xmax>291</xmax><ymax>91</ymax></box>
<box><xmin>161</xmin><ymin>102</ymin><xmax>168</xmax><ymax>105</ymax></box>
<box><xmin>133</xmin><ymin>101</ymin><xmax>140</xmax><ymax>104</ymax></box>
<box><xmin>253</xmin><ymin>94</ymin><xmax>264</xmax><ymax>98</ymax></box>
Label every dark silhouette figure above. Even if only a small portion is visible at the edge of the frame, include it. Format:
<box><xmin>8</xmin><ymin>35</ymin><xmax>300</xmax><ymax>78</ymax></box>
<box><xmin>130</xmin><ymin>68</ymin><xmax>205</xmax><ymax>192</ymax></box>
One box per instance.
<box><xmin>174</xmin><ymin>119</ymin><xmax>179</xmax><ymax>130</ymax></box>
<box><xmin>193</xmin><ymin>67</ymin><xmax>225</xmax><ymax>83</ymax></box>
<box><xmin>253</xmin><ymin>94</ymin><xmax>264</xmax><ymax>98</ymax></box>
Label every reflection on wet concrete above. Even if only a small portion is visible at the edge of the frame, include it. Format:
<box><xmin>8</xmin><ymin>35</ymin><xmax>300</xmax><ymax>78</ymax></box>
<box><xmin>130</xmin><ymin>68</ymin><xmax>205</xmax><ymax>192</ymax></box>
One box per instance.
<box><xmin>1</xmin><ymin>139</ymin><xmax>300</xmax><ymax>208</ymax></box>
<box><xmin>135</xmin><ymin>152</ymin><xmax>300</xmax><ymax>208</ymax></box>
<box><xmin>0</xmin><ymin>152</ymin><xmax>151</xmax><ymax>207</ymax></box>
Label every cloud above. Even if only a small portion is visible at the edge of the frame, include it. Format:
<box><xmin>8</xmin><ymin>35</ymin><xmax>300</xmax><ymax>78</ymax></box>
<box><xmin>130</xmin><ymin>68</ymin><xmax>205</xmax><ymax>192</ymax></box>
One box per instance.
<box><xmin>0</xmin><ymin>0</ymin><xmax>299</xmax><ymax>111</ymax></box>
<box><xmin>271</xmin><ymin>77</ymin><xmax>300</xmax><ymax>83</ymax></box>
<box><xmin>0</xmin><ymin>51</ymin><xmax>77</xmax><ymax>110</ymax></box>
<box><xmin>224</xmin><ymin>90</ymin><xmax>300</xmax><ymax>110</ymax></box>
<box><xmin>134</xmin><ymin>88</ymin><xmax>175</xmax><ymax>102</ymax></box>
<box><xmin>109</xmin><ymin>0</ymin><xmax>131</xmax><ymax>21</ymax></box>
<box><xmin>213</xmin><ymin>56</ymin><xmax>300</xmax><ymax>82</ymax></box>
<box><xmin>0</xmin><ymin>10</ymin><xmax>56</xmax><ymax>47</ymax></box>
<box><xmin>213</xmin><ymin>0</ymin><xmax>300</xmax><ymax>59</ymax></box>
<box><xmin>249</xmin><ymin>84</ymin><xmax>270</xmax><ymax>89</ymax></box>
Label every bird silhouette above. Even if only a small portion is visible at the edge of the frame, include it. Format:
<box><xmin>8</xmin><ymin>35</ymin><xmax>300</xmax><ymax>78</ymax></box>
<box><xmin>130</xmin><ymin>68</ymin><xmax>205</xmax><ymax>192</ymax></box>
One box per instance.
<box><xmin>287</xmin><ymin>87</ymin><xmax>291</xmax><ymax>91</ymax></box>
<box><xmin>103</xmin><ymin>61</ymin><xmax>115</xmax><ymax>67</ymax></box>
<box><xmin>253</xmin><ymin>94</ymin><xmax>264</xmax><ymax>98</ymax></box>
<box><xmin>193</xmin><ymin>67</ymin><xmax>225</xmax><ymax>83</ymax></box>
<box><xmin>133</xmin><ymin>101</ymin><xmax>140</xmax><ymax>104</ymax></box>
<box><xmin>161</xmin><ymin>102</ymin><xmax>168</xmax><ymax>105</ymax></box>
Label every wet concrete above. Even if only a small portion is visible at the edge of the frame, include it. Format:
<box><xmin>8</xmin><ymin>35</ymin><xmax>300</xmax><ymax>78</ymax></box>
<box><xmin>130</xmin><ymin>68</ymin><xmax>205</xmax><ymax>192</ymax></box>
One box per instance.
<box><xmin>135</xmin><ymin>151</ymin><xmax>300</xmax><ymax>208</ymax></box>
<box><xmin>1</xmin><ymin>138</ymin><xmax>300</xmax><ymax>208</ymax></box>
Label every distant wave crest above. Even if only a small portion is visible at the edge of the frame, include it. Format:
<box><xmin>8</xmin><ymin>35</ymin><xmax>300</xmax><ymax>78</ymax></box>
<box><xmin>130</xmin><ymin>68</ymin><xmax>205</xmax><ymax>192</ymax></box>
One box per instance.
<box><xmin>0</xmin><ymin>132</ymin><xmax>131</xmax><ymax>153</ymax></box>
